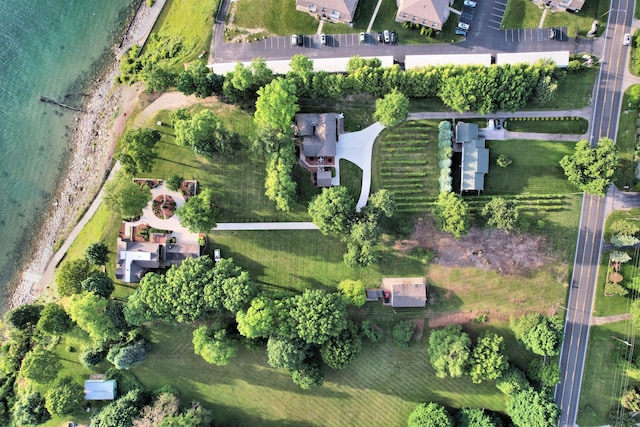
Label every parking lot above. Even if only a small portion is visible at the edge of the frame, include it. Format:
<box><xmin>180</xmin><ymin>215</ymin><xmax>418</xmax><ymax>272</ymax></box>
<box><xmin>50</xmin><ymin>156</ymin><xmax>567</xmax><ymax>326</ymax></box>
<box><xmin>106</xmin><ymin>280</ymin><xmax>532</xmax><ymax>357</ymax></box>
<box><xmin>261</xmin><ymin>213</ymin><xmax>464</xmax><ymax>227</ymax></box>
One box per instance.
<box><xmin>503</xmin><ymin>27</ymin><xmax>567</xmax><ymax>43</ymax></box>
<box><xmin>487</xmin><ymin>0</ymin><xmax>507</xmax><ymax>30</ymax></box>
<box><xmin>262</xmin><ymin>32</ymin><xmax>397</xmax><ymax>51</ymax></box>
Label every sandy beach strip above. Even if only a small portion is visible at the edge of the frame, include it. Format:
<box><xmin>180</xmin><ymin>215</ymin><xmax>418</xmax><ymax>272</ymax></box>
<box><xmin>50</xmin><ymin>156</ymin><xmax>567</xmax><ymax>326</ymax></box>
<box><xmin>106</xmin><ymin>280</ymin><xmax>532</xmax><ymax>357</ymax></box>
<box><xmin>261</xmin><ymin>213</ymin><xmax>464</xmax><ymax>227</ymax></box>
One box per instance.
<box><xmin>9</xmin><ymin>0</ymin><xmax>167</xmax><ymax>308</ymax></box>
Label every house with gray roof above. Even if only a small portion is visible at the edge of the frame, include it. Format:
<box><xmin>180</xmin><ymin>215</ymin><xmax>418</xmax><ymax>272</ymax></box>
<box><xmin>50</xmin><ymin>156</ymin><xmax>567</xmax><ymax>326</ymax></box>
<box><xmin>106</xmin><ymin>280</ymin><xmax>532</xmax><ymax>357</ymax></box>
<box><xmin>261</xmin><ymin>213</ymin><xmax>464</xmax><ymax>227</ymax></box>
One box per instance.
<box><xmin>531</xmin><ymin>0</ymin><xmax>584</xmax><ymax>12</ymax></box>
<box><xmin>381</xmin><ymin>277</ymin><xmax>427</xmax><ymax>307</ymax></box>
<box><xmin>296</xmin><ymin>0</ymin><xmax>359</xmax><ymax>24</ymax></box>
<box><xmin>456</xmin><ymin>122</ymin><xmax>489</xmax><ymax>194</ymax></box>
<box><xmin>115</xmin><ymin>224</ymin><xmax>201</xmax><ymax>283</ymax></box>
<box><xmin>294</xmin><ymin>113</ymin><xmax>343</xmax><ymax>187</ymax></box>
<box><xmin>84</xmin><ymin>379</ymin><xmax>117</xmax><ymax>401</ymax></box>
<box><xmin>395</xmin><ymin>0</ymin><xmax>454</xmax><ymax>31</ymax></box>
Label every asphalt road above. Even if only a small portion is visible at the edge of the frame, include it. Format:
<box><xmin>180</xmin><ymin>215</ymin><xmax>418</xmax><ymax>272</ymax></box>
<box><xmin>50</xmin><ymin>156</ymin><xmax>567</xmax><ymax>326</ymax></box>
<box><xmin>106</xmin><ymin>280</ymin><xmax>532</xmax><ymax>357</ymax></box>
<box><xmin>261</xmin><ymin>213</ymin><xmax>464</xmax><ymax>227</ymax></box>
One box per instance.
<box><xmin>554</xmin><ymin>0</ymin><xmax>634</xmax><ymax>424</ymax></box>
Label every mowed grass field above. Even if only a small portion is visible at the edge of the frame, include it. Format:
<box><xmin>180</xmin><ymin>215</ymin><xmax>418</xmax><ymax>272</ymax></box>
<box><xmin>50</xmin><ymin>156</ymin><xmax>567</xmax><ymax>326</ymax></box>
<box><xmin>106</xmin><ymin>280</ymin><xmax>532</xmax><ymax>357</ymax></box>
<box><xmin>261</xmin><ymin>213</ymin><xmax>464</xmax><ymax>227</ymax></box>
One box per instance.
<box><xmin>578</xmin><ymin>320</ymin><xmax>640</xmax><ymax>426</ymax></box>
<box><xmin>136</xmin><ymin>102</ymin><xmax>320</xmax><ymax>222</ymax></box>
<box><xmin>132</xmin><ymin>321</ymin><xmax>533</xmax><ymax>426</ymax></box>
<box><xmin>614</xmin><ymin>89</ymin><xmax>639</xmax><ymax>189</ymax></box>
<box><xmin>371</xmin><ymin>120</ymin><xmax>440</xmax><ymax>213</ymax></box>
<box><xmin>232</xmin><ymin>0</ymin><xmax>319</xmax><ymax>35</ymax></box>
<box><xmin>484</xmin><ymin>140</ymin><xmax>578</xmax><ymax>194</ymax></box>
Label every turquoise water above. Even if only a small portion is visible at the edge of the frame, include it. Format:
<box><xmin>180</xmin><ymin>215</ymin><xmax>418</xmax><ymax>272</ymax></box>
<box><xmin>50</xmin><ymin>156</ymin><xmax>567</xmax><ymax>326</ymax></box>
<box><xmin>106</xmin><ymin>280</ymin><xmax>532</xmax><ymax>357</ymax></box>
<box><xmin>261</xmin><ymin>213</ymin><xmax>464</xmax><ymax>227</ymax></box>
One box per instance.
<box><xmin>0</xmin><ymin>0</ymin><xmax>136</xmax><ymax>310</ymax></box>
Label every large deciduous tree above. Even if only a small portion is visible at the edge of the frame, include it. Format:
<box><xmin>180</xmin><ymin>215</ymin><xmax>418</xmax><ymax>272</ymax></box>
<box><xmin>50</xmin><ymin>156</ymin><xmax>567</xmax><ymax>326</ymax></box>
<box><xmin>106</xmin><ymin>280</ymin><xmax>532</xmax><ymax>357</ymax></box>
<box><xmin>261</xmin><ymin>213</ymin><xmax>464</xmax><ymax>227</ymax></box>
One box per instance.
<box><xmin>82</xmin><ymin>272</ymin><xmax>115</xmax><ymax>298</ymax></box>
<box><xmin>56</xmin><ymin>258</ymin><xmax>92</xmax><ymax>297</ymax></box>
<box><xmin>176</xmin><ymin>188</ymin><xmax>218</xmax><ymax>233</ymax></box>
<box><xmin>507</xmin><ymin>388</ymin><xmax>560</xmax><ymax>427</ymax></box>
<box><xmin>308</xmin><ymin>186</ymin><xmax>357</xmax><ymax>236</ymax></box>
<box><xmin>267</xmin><ymin>335</ymin><xmax>309</xmax><ymax>371</ymax></box>
<box><xmin>192</xmin><ymin>324</ymin><xmax>238</xmax><ymax>366</ymax></box>
<box><xmin>13</xmin><ymin>391</ymin><xmax>50</xmax><ymax>425</ymax></box>
<box><xmin>20</xmin><ymin>347</ymin><xmax>61</xmax><ymax>384</ymax></box>
<box><xmin>119</xmin><ymin>128</ymin><xmax>161</xmax><ymax>175</ymax></box>
<box><xmin>393</xmin><ymin>320</ymin><xmax>416</xmax><ymax>350</ymax></box>
<box><xmin>337</xmin><ymin>279</ymin><xmax>366</xmax><ymax>307</ymax></box>
<box><xmin>37</xmin><ymin>303</ymin><xmax>72</xmax><ymax>336</ymax></box>
<box><xmin>254</xmin><ymin>77</ymin><xmax>300</xmax><ymax>134</ymax></box>
<box><xmin>373</xmin><ymin>88</ymin><xmax>409</xmax><ymax>126</ymax></box>
<box><xmin>560</xmin><ymin>137</ymin><xmax>619</xmax><ymax>196</ymax></box>
<box><xmin>107</xmin><ymin>344</ymin><xmax>146</xmax><ymax>370</ymax></box>
<box><xmin>510</xmin><ymin>313</ymin><xmax>564</xmax><ymax>356</ymax></box>
<box><xmin>431</xmin><ymin>192</ymin><xmax>471</xmax><ymax>238</ymax></box>
<box><xmin>408</xmin><ymin>402</ymin><xmax>454</xmax><ymax>427</ymax></box>
<box><xmin>174</xmin><ymin>109</ymin><xmax>240</xmax><ymax>157</ymax></box>
<box><xmin>428</xmin><ymin>325</ymin><xmax>472</xmax><ymax>378</ymax></box>
<box><xmin>5</xmin><ymin>303</ymin><xmax>43</xmax><ymax>330</ymax></box>
<box><xmin>236</xmin><ymin>296</ymin><xmax>276</xmax><ymax>339</ymax></box>
<box><xmin>103</xmin><ymin>172</ymin><xmax>152</xmax><ymax>219</ymax></box>
<box><xmin>177</xmin><ymin>60</ymin><xmax>221</xmax><ymax>98</ymax></box>
<box><xmin>469</xmin><ymin>332</ymin><xmax>509</xmax><ymax>383</ymax></box>
<box><xmin>92</xmin><ymin>389</ymin><xmax>149</xmax><ymax>427</ymax></box>
<box><xmin>320</xmin><ymin>323</ymin><xmax>362</xmax><ymax>369</ymax></box>
<box><xmin>290</xmin><ymin>289</ymin><xmax>348</xmax><ymax>345</ymax></box>
<box><xmin>68</xmin><ymin>293</ymin><xmax>121</xmax><ymax>342</ymax></box>
<box><xmin>85</xmin><ymin>241</ymin><xmax>110</xmax><ymax>267</ymax></box>
<box><xmin>204</xmin><ymin>257</ymin><xmax>259</xmax><ymax>314</ymax></box>
<box><xmin>481</xmin><ymin>197</ymin><xmax>519</xmax><ymax>233</ymax></box>
<box><xmin>456</xmin><ymin>407</ymin><xmax>501</xmax><ymax>427</ymax></box>
<box><xmin>45</xmin><ymin>377</ymin><xmax>85</xmax><ymax>417</ymax></box>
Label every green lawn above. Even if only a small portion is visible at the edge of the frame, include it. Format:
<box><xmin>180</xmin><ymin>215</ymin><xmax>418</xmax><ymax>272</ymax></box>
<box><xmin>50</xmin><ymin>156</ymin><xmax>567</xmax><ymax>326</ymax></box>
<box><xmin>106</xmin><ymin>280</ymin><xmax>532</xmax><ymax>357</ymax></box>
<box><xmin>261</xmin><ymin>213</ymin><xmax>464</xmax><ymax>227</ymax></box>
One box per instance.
<box><xmin>339</xmin><ymin>159</ymin><xmax>363</xmax><ymax>201</ymax></box>
<box><xmin>578</xmin><ymin>320</ymin><xmax>639</xmax><ymax>426</ymax></box>
<box><xmin>137</xmin><ymin>103</ymin><xmax>317</xmax><ymax>222</ymax></box>
<box><xmin>484</xmin><ymin>140</ymin><xmax>579</xmax><ymax>194</ymax></box>
<box><xmin>630</xmin><ymin>31</ymin><xmax>640</xmax><ymax>75</ymax></box>
<box><xmin>593</xmin><ymin>246</ymin><xmax>640</xmax><ymax>317</ymax></box>
<box><xmin>637</xmin><ymin>0</ymin><xmax>640</xmax><ymax>19</ymax></box>
<box><xmin>501</xmin><ymin>0</ymin><xmax>543</xmax><ymax>29</ymax></box>
<box><xmin>603</xmin><ymin>209</ymin><xmax>640</xmax><ymax>241</ymax></box>
<box><xmin>208</xmin><ymin>230</ymin><xmax>426</xmax><ymax>293</ymax></box>
<box><xmin>298</xmin><ymin>95</ymin><xmax>376</xmax><ymax>132</ymax></box>
<box><xmin>371</xmin><ymin>120</ymin><xmax>440</xmax><ymax>213</ymax></box>
<box><xmin>503</xmin><ymin>118</ymin><xmax>588</xmax><ymax>134</ymax></box>
<box><xmin>232</xmin><ymin>0</ymin><xmax>319</xmax><ymax>35</ymax></box>
<box><xmin>146</xmin><ymin>0</ymin><xmax>218</xmax><ymax>66</ymax></box>
<box><xmin>502</xmin><ymin>0</ymin><xmax>610</xmax><ymax>37</ymax></box>
<box><xmin>614</xmin><ymin>88</ymin><xmax>639</xmax><ymax>189</ymax></box>
<box><xmin>525</xmin><ymin>67</ymin><xmax>599</xmax><ymax>110</ymax></box>
<box><xmin>131</xmin><ymin>320</ymin><xmax>535</xmax><ymax>426</ymax></box>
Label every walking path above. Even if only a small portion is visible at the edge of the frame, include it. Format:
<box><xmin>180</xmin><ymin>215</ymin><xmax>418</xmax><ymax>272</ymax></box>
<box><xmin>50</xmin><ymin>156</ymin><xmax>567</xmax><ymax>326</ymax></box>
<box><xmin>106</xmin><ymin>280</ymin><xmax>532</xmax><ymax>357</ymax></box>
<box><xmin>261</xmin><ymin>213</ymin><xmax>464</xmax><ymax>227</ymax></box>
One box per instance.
<box><xmin>538</xmin><ymin>8</ymin><xmax>548</xmax><ymax>29</ymax></box>
<box><xmin>590</xmin><ymin>313</ymin><xmax>632</xmax><ymax>325</ymax></box>
<box><xmin>28</xmin><ymin>162</ymin><xmax>122</xmax><ymax>298</ymax></box>
<box><xmin>215</xmin><ymin>222</ymin><xmax>318</xmax><ymax>230</ymax></box>
<box><xmin>366</xmin><ymin>0</ymin><xmax>384</xmax><ymax>33</ymax></box>
<box><xmin>333</xmin><ymin>122</ymin><xmax>385</xmax><ymax>210</ymax></box>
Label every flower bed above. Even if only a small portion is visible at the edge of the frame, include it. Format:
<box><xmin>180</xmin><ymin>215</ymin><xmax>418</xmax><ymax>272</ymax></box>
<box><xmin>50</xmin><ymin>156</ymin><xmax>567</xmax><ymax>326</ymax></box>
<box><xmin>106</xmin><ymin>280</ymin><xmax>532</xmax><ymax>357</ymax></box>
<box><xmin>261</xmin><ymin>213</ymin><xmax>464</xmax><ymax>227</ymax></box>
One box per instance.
<box><xmin>152</xmin><ymin>195</ymin><xmax>176</xmax><ymax>220</ymax></box>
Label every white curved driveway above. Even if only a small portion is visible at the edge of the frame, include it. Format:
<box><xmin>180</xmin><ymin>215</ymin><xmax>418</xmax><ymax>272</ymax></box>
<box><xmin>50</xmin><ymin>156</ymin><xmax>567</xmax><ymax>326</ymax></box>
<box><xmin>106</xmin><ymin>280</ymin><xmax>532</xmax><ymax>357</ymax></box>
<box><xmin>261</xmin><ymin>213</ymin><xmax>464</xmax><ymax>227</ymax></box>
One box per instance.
<box><xmin>332</xmin><ymin>122</ymin><xmax>385</xmax><ymax>210</ymax></box>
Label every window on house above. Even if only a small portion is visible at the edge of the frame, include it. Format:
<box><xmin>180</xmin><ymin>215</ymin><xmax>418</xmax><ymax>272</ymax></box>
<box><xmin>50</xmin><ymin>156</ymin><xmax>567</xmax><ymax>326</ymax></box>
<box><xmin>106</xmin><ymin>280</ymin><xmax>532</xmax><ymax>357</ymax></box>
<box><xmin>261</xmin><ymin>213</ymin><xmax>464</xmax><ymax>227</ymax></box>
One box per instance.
<box><xmin>412</xmin><ymin>16</ymin><xmax>417</xmax><ymax>21</ymax></box>
<box><xmin>308</xmin><ymin>3</ymin><xmax>316</xmax><ymax>12</ymax></box>
<box><xmin>331</xmin><ymin>10</ymin><xmax>340</xmax><ymax>19</ymax></box>
<box><xmin>402</xmin><ymin>13</ymin><xmax>408</xmax><ymax>18</ymax></box>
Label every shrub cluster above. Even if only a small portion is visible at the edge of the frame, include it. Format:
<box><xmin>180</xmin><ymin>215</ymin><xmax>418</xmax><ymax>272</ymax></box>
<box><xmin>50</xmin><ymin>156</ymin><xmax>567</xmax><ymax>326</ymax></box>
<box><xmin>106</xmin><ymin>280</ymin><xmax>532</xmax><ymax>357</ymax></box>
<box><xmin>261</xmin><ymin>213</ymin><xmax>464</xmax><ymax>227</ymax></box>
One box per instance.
<box><xmin>437</xmin><ymin>121</ymin><xmax>453</xmax><ymax>193</ymax></box>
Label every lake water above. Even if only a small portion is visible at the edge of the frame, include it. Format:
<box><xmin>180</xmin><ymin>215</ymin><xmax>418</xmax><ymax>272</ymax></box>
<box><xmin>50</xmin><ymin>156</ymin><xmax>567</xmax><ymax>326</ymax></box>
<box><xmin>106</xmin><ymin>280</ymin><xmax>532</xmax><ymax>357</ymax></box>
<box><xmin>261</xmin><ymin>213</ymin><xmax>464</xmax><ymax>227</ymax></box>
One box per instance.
<box><xmin>0</xmin><ymin>0</ymin><xmax>135</xmax><ymax>311</ymax></box>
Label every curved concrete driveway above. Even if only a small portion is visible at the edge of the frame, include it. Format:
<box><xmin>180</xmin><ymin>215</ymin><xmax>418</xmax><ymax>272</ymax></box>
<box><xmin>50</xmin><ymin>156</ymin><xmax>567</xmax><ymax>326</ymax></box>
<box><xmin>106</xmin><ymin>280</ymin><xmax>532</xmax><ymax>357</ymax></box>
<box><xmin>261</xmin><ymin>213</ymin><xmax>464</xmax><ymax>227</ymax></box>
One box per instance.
<box><xmin>332</xmin><ymin>122</ymin><xmax>385</xmax><ymax>210</ymax></box>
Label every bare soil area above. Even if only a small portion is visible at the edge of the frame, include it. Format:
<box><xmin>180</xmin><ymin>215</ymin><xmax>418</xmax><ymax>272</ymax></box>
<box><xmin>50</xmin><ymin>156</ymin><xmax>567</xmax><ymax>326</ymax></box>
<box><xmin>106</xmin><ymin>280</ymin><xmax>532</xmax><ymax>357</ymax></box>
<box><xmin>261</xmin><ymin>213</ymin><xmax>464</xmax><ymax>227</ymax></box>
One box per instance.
<box><xmin>394</xmin><ymin>217</ymin><xmax>557</xmax><ymax>276</ymax></box>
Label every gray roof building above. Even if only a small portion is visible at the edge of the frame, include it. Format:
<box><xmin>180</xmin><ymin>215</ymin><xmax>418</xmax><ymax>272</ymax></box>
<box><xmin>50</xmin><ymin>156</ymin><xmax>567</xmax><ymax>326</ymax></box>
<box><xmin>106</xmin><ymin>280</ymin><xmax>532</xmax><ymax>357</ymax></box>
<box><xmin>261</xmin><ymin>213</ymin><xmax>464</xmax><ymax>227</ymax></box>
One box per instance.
<box><xmin>457</xmin><ymin>122</ymin><xmax>489</xmax><ymax>192</ymax></box>
<box><xmin>381</xmin><ymin>277</ymin><xmax>427</xmax><ymax>307</ymax></box>
<box><xmin>296</xmin><ymin>0</ymin><xmax>359</xmax><ymax>24</ymax></box>
<box><xmin>395</xmin><ymin>0</ymin><xmax>453</xmax><ymax>31</ymax></box>
<box><xmin>84</xmin><ymin>379</ymin><xmax>117</xmax><ymax>401</ymax></box>
<box><xmin>295</xmin><ymin>113</ymin><xmax>340</xmax><ymax>158</ymax></box>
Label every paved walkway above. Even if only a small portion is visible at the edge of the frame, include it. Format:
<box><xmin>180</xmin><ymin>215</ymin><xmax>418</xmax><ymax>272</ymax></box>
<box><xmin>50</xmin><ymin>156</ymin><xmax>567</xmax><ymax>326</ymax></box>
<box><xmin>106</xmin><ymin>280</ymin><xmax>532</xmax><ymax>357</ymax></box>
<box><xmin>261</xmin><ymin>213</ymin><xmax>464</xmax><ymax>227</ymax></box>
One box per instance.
<box><xmin>366</xmin><ymin>0</ymin><xmax>384</xmax><ymax>33</ymax></box>
<box><xmin>332</xmin><ymin>122</ymin><xmax>386</xmax><ymax>210</ymax></box>
<box><xmin>215</xmin><ymin>222</ymin><xmax>318</xmax><ymax>230</ymax></box>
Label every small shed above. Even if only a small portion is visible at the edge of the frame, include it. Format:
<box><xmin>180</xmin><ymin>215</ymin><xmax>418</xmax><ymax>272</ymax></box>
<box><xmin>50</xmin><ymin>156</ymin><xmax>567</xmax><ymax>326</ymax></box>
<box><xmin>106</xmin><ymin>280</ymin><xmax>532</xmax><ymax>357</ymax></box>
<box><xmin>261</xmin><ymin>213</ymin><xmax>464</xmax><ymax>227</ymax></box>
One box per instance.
<box><xmin>381</xmin><ymin>277</ymin><xmax>427</xmax><ymax>307</ymax></box>
<box><xmin>84</xmin><ymin>379</ymin><xmax>117</xmax><ymax>401</ymax></box>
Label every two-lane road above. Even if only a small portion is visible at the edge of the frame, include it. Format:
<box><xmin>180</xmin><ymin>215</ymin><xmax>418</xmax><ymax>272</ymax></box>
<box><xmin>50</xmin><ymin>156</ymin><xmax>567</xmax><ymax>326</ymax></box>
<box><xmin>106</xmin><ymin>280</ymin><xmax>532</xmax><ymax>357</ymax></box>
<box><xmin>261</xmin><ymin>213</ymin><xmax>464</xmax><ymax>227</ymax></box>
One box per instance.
<box><xmin>555</xmin><ymin>0</ymin><xmax>634</xmax><ymax>424</ymax></box>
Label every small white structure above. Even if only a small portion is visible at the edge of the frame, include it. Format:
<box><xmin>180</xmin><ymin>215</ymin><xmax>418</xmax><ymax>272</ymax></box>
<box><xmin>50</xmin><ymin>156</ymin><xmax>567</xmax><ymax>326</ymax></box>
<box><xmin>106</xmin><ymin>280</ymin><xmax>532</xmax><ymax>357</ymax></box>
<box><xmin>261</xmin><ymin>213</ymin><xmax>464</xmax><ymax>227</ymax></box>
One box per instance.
<box><xmin>84</xmin><ymin>379</ymin><xmax>117</xmax><ymax>401</ymax></box>
<box><xmin>496</xmin><ymin>51</ymin><xmax>570</xmax><ymax>68</ymax></box>
<box><xmin>210</xmin><ymin>56</ymin><xmax>394</xmax><ymax>75</ymax></box>
<box><xmin>405</xmin><ymin>54</ymin><xmax>493</xmax><ymax>69</ymax></box>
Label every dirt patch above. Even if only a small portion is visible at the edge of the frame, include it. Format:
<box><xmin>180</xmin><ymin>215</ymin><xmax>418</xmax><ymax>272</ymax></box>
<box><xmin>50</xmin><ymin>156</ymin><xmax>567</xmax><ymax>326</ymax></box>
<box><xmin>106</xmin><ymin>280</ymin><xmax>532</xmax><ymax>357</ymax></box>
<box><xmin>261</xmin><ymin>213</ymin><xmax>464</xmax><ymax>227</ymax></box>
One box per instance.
<box><xmin>394</xmin><ymin>217</ymin><xmax>556</xmax><ymax>276</ymax></box>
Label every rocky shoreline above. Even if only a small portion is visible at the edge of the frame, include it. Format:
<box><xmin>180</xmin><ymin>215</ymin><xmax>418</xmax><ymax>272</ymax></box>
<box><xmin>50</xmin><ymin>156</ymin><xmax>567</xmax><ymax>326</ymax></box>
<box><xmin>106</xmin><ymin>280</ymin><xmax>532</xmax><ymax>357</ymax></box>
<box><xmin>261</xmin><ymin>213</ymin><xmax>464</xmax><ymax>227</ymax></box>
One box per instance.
<box><xmin>9</xmin><ymin>0</ymin><xmax>165</xmax><ymax>308</ymax></box>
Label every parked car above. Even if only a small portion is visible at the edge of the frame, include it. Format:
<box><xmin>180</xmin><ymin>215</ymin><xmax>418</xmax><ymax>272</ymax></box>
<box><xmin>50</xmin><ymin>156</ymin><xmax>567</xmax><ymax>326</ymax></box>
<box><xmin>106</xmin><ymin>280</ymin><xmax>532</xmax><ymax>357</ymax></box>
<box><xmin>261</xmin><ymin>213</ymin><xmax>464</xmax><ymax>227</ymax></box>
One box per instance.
<box><xmin>455</xmin><ymin>28</ymin><xmax>467</xmax><ymax>36</ymax></box>
<box><xmin>494</xmin><ymin>119</ymin><xmax>502</xmax><ymax>129</ymax></box>
<box><xmin>297</xmin><ymin>34</ymin><xmax>303</xmax><ymax>46</ymax></box>
<box><xmin>457</xmin><ymin>22</ymin><xmax>470</xmax><ymax>31</ymax></box>
<box><xmin>383</xmin><ymin>29</ymin><xmax>390</xmax><ymax>43</ymax></box>
<box><xmin>360</xmin><ymin>32</ymin><xmax>367</xmax><ymax>43</ymax></box>
<box><xmin>624</xmin><ymin>33</ymin><xmax>632</xmax><ymax>46</ymax></box>
<box><xmin>464</xmin><ymin>0</ymin><xmax>477</xmax><ymax>7</ymax></box>
<box><xmin>549</xmin><ymin>28</ymin><xmax>555</xmax><ymax>39</ymax></box>
<box><xmin>291</xmin><ymin>34</ymin><xmax>297</xmax><ymax>46</ymax></box>
<box><xmin>320</xmin><ymin>33</ymin><xmax>326</xmax><ymax>45</ymax></box>
<box><xmin>378</xmin><ymin>32</ymin><xmax>384</xmax><ymax>43</ymax></box>
<box><xmin>214</xmin><ymin>248</ymin><xmax>221</xmax><ymax>262</ymax></box>
<box><xmin>390</xmin><ymin>31</ymin><xmax>397</xmax><ymax>44</ymax></box>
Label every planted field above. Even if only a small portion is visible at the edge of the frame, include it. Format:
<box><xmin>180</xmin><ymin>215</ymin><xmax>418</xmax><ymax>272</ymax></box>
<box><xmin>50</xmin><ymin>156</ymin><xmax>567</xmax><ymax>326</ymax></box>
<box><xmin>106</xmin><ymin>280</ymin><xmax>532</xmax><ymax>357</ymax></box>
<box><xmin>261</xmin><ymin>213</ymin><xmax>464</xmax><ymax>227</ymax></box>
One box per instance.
<box><xmin>372</xmin><ymin>120</ymin><xmax>440</xmax><ymax>214</ymax></box>
<box><xmin>484</xmin><ymin>140</ymin><xmax>578</xmax><ymax>194</ymax></box>
<box><xmin>132</xmin><ymin>321</ymin><xmax>532</xmax><ymax>426</ymax></box>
